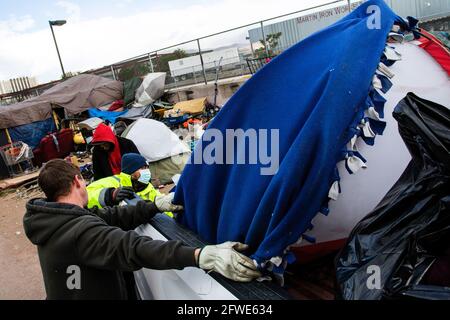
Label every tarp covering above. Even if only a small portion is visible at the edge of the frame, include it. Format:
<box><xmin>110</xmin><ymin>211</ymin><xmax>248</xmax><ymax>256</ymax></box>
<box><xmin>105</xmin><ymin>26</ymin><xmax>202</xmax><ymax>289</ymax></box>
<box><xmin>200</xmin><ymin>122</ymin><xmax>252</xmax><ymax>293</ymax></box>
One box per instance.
<box><xmin>117</xmin><ymin>105</ymin><xmax>153</xmax><ymax>122</ymax></box>
<box><xmin>123</xmin><ymin>118</ymin><xmax>190</xmax><ymax>162</ymax></box>
<box><xmin>170</xmin><ymin>97</ymin><xmax>207</xmax><ymax>115</ymax></box>
<box><xmin>88</xmin><ymin>108</ymin><xmax>127</xmax><ymax>125</ymax></box>
<box><xmin>0</xmin><ymin>74</ymin><xmax>123</xmax><ymax>129</ymax></box>
<box><xmin>134</xmin><ymin>73</ymin><xmax>166</xmax><ymax>107</ymax></box>
<box><xmin>174</xmin><ymin>0</ymin><xmax>401</xmax><ymax>267</ymax></box>
<box><xmin>8</xmin><ymin>118</ymin><xmax>56</xmax><ymax>149</ymax></box>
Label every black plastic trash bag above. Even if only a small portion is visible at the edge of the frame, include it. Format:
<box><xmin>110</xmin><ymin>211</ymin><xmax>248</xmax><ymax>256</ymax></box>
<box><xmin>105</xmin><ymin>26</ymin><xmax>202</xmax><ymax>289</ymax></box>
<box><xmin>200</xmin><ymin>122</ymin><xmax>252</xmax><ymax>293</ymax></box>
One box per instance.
<box><xmin>335</xmin><ymin>92</ymin><xmax>450</xmax><ymax>300</ymax></box>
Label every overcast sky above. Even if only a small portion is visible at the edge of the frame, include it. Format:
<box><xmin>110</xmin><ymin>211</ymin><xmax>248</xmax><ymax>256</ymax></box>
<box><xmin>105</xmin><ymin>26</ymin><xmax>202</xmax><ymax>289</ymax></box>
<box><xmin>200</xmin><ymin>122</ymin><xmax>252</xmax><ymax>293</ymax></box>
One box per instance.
<box><xmin>0</xmin><ymin>0</ymin><xmax>346</xmax><ymax>83</ymax></box>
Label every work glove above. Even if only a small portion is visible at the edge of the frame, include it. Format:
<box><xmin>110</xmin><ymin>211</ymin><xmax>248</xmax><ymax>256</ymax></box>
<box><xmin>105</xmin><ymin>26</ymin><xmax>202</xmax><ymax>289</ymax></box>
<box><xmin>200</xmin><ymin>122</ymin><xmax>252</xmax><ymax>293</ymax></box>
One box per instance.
<box><xmin>198</xmin><ymin>242</ymin><xmax>261</xmax><ymax>282</ymax></box>
<box><xmin>154</xmin><ymin>192</ymin><xmax>184</xmax><ymax>212</ymax></box>
<box><xmin>112</xmin><ymin>187</ymin><xmax>135</xmax><ymax>204</ymax></box>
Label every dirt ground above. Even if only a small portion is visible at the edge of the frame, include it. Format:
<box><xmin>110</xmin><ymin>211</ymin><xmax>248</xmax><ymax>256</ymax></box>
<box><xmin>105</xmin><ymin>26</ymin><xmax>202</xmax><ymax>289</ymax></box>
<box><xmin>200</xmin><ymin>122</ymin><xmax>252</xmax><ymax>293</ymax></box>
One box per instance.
<box><xmin>0</xmin><ymin>192</ymin><xmax>46</xmax><ymax>300</ymax></box>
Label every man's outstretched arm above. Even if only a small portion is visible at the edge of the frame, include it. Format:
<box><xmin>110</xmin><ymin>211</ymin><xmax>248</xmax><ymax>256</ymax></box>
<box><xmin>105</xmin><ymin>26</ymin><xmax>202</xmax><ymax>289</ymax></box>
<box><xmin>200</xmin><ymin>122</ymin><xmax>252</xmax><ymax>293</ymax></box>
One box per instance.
<box><xmin>75</xmin><ymin>216</ymin><xmax>197</xmax><ymax>271</ymax></box>
<box><xmin>75</xmin><ymin>216</ymin><xmax>261</xmax><ymax>282</ymax></box>
<box><xmin>91</xmin><ymin>200</ymin><xmax>160</xmax><ymax>231</ymax></box>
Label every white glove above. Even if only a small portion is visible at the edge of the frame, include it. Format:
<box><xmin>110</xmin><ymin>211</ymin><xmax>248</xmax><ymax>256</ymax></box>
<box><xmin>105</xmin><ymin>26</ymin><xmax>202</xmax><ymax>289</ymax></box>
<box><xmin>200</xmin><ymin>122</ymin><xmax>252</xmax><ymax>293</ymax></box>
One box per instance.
<box><xmin>198</xmin><ymin>242</ymin><xmax>261</xmax><ymax>282</ymax></box>
<box><xmin>154</xmin><ymin>193</ymin><xmax>184</xmax><ymax>212</ymax></box>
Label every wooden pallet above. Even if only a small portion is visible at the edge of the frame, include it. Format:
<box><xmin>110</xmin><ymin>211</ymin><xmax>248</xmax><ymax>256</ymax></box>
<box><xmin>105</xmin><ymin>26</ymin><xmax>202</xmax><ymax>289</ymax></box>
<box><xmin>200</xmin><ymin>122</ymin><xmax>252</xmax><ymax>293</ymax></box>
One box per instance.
<box><xmin>0</xmin><ymin>170</ymin><xmax>40</xmax><ymax>190</ymax></box>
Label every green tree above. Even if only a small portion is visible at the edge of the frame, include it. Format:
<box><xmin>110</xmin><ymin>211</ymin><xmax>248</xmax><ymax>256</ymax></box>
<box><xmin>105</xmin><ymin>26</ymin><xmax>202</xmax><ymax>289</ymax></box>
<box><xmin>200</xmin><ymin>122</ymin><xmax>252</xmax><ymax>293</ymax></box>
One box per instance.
<box><xmin>173</xmin><ymin>49</ymin><xmax>188</xmax><ymax>59</ymax></box>
<box><xmin>118</xmin><ymin>49</ymin><xmax>189</xmax><ymax>80</ymax></box>
<box><xmin>255</xmin><ymin>32</ymin><xmax>283</xmax><ymax>58</ymax></box>
<box><xmin>155</xmin><ymin>49</ymin><xmax>188</xmax><ymax>73</ymax></box>
<box><xmin>118</xmin><ymin>63</ymin><xmax>151</xmax><ymax>81</ymax></box>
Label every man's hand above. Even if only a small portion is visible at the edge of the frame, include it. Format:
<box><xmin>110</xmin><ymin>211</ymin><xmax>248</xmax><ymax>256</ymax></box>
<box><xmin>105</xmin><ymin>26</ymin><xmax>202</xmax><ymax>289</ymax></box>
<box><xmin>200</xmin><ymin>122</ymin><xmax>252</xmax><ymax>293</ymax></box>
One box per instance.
<box><xmin>112</xmin><ymin>187</ymin><xmax>135</xmax><ymax>204</ymax></box>
<box><xmin>197</xmin><ymin>242</ymin><xmax>261</xmax><ymax>282</ymax></box>
<box><xmin>154</xmin><ymin>193</ymin><xmax>184</xmax><ymax>212</ymax></box>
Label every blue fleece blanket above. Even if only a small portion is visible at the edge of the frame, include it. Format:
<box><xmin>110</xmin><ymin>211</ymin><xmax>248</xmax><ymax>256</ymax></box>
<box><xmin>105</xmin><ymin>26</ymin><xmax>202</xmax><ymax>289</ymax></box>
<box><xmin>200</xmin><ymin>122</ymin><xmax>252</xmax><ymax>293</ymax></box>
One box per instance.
<box><xmin>174</xmin><ymin>1</ymin><xmax>401</xmax><ymax>267</ymax></box>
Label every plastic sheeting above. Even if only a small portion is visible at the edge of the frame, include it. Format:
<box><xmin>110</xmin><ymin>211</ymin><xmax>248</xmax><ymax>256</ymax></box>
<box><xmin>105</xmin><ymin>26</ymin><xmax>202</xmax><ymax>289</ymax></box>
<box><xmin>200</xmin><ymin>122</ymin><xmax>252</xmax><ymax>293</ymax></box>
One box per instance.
<box><xmin>88</xmin><ymin>108</ymin><xmax>127</xmax><ymax>125</ymax></box>
<box><xmin>123</xmin><ymin>118</ymin><xmax>190</xmax><ymax>162</ymax></box>
<box><xmin>336</xmin><ymin>93</ymin><xmax>450</xmax><ymax>300</ymax></box>
<box><xmin>8</xmin><ymin>118</ymin><xmax>56</xmax><ymax>149</ymax></box>
<box><xmin>134</xmin><ymin>73</ymin><xmax>166</xmax><ymax>107</ymax></box>
<box><xmin>117</xmin><ymin>105</ymin><xmax>153</xmax><ymax>122</ymax></box>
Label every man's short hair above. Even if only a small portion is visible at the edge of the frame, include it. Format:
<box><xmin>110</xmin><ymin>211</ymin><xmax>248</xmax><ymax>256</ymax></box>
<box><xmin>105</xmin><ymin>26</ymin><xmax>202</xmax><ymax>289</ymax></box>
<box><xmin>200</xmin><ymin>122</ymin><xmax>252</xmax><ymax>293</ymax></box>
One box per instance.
<box><xmin>38</xmin><ymin>159</ymin><xmax>81</xmax><ymax>201</ymax></box>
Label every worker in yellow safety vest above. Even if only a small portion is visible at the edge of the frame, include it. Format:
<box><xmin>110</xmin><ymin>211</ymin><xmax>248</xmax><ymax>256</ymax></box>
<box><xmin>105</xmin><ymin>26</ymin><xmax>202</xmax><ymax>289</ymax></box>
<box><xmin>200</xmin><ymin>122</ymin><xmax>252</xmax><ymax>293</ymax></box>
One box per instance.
<box><xmin>87</xmin><ymin>153</ymin><xmax>176</xmax><ymax>218</ymax></box>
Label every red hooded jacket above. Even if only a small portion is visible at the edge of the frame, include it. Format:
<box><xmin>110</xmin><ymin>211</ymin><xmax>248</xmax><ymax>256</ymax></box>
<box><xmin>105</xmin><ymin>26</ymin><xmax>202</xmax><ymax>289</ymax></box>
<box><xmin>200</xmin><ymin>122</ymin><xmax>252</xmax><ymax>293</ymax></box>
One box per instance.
<box><xmin>92</xmin><ymin>124</ymin><xmax>123</xmax><ymax>176</ymax></box>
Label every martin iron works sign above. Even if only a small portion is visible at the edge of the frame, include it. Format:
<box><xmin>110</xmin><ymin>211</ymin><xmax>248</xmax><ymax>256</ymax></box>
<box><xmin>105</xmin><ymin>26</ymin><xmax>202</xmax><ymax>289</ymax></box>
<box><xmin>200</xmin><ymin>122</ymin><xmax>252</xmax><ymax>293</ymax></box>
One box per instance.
<box><xmin>296</xmin><ymin>1</ymin><xmax>363</xmax><ymax>24</ymax></box>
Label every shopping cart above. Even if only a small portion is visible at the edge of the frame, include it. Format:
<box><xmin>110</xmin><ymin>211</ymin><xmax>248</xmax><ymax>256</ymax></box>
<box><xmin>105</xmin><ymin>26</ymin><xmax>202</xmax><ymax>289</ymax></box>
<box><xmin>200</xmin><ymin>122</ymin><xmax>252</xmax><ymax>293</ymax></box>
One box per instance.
<box><xmin>0</xmin><ymin>142</ymin><xmax>36</xmax><ymax>178</ymax></box>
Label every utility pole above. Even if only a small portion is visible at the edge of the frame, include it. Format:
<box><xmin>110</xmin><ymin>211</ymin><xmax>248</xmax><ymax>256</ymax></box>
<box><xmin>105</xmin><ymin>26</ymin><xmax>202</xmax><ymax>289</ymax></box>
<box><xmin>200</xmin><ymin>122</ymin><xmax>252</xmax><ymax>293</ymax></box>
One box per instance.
<box><xmin>49</xmin><ymin>20</ymin><xmax>67</xmax><ymax>79</ymax></box>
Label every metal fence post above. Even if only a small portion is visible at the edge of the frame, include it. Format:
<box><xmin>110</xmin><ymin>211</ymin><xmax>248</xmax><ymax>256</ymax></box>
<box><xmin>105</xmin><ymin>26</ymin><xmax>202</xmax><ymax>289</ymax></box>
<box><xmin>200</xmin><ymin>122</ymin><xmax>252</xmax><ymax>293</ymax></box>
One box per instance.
<box><xmin>173</xmin><ymin>75</ymin><xmax>179</xmax><ymax>90</ymax></box>
<box><xmin>110</xmin><ymin>65</ymin><xmax>116</xmax><ymax>80</ymax></box>
<box><xmin>197</xmin><ymin>39</ymin><xmax>208</xmax><ymax>85</ymax></box>
<box><xmin>347</xmin><ymin>0</ymin><xmax>351</xmax><ymax>12</ymax></box>
<box><xmin>148</xmin><ymin>53</ymin><xmax>154</xmax><ymax>73</ymax></box>
<box><xmin>193</xmin><ymin>66</ymin><xmax>198</xmax><ymax>84</ymax></box>
<box><xmin>260</xmin><ymin>21</ymin><xmax>269</xmax><ymax>58</ymax></box>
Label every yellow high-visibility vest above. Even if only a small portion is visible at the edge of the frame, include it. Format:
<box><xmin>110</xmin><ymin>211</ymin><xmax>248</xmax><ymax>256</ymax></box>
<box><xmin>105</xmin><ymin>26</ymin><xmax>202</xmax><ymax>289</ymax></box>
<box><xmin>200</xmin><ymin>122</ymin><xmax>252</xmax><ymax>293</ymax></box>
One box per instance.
<box><xmin>87</xmin><ymin>172</ymin><xmax>173</xmax><ymax>218</ymax></box>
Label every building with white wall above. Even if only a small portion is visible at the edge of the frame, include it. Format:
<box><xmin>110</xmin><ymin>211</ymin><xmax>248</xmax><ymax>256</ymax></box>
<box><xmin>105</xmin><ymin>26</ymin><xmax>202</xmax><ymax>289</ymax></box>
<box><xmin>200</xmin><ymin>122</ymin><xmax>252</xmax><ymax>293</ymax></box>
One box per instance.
<box><xmin>0</xmin><ymin>77</ymin><xmax>38</xmax><ymax>95</ymax></box>
<box><xmin>168</xmin><ymin>48</ymin><xmax>241</xmax><ymax>78</ymax></box>
<box><xmin>248</xmin><ymin>0</ymin><xmax>450</xmax><ymax>54</ymax></box>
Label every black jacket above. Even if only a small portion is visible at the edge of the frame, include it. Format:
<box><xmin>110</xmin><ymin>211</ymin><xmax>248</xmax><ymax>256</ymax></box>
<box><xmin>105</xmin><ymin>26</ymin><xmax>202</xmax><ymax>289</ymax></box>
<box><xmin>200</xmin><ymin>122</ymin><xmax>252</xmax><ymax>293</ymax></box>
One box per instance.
<box><xmin>23</xmin><ymin>199</ymin><xmax>197</xmax><ymax>300</ymax></box>
<box><xmin>92</xmin><ymin>136</ymin><xmax>140</xmax><ymax>181</ymax></box>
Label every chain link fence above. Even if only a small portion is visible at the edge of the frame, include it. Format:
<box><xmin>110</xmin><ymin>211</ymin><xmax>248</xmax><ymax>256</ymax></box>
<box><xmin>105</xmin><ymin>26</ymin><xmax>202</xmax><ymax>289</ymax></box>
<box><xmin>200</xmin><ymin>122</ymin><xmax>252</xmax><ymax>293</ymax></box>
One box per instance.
<box><xmin>2</xmin><ymin>0</ymin><xmax>354</xmax><ymax>104</ymax></box>
<box><xmin>93</xmin><ymin>0</ymin><xmax>347</xmax><ymax>87</ymax></box>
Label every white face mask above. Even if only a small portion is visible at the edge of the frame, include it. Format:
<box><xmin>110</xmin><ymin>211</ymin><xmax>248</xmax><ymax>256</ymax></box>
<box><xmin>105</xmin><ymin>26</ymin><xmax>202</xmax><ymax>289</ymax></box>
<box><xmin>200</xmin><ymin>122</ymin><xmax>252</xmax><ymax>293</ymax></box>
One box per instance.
<box><xmin>138</xmin><ymin>169</ymin><xmax>151</xmax><ymax>185</ymax></box>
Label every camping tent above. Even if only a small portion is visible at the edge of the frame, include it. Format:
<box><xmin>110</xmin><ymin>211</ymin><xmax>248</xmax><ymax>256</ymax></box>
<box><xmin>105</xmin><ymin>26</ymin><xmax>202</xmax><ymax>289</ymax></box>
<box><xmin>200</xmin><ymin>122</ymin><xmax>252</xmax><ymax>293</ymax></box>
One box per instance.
<box><xmin>0</xmin><ymin>74</ymin><xmax>123</xmax><ymax>130</ymax></box>
<box><xmin>122</xmin><ymin>118</ymin><xmax>190</xmax><ymax>184</ymax></box>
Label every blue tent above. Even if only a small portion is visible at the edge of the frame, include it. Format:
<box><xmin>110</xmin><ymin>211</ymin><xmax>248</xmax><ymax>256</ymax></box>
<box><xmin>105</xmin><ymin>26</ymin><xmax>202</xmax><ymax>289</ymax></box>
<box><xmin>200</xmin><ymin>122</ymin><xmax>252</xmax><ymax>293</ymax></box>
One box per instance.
<box><xmin>174</xmin><ymin>1</ymin><xmax>411</xmax><ymax>273</ymax></box>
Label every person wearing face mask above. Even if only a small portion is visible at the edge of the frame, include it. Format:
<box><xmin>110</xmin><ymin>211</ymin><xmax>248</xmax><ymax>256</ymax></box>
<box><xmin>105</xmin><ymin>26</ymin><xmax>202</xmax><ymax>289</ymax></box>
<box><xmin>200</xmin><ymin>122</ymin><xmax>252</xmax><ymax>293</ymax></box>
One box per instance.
<box><xmin>86</xmin><ymin>153</ymin><xmax>179</xmax><ymax>217</ymax></box>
